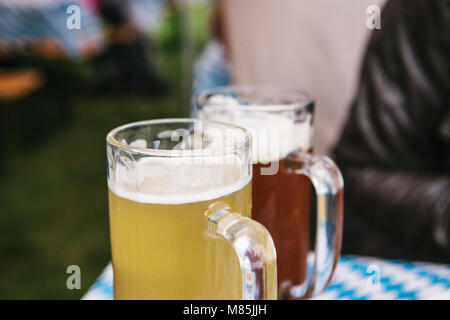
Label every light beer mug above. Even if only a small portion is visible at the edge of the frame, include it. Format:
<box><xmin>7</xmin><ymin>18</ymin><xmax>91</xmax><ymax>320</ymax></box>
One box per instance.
<box><xmin>106</xmin><ymin>119</ymin><xmax>277</xmax><ymax>299</ymax></box>
<box><xmin>197</xmin><ymin>86</ymin><xmax>344</xmax><ymax>299</ymax></box>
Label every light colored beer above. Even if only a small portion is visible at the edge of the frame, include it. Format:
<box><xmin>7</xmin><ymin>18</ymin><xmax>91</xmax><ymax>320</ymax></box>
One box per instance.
<box><xmin>108</xmin><ymin>157</ymin><xmax>252</xmax><ymax>299</ymax></box>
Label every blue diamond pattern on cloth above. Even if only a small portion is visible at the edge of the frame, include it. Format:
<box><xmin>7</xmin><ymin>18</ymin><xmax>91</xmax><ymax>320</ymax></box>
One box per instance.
<box><xmin>82</xmin><ymin>255</ymin><xmax>450</xmax><ymax>300</ymax></box>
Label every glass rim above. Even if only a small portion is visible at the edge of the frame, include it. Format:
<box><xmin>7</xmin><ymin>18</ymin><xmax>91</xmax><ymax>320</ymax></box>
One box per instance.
<box><xmin>196</xmin><ymin>84</ymin><xmax>314</xmax><ymax>112</ymax></box>
<box><xmin>106</xmin><ymin>118</ymin><xmax>251</xmax><ymax>157</ymax></box>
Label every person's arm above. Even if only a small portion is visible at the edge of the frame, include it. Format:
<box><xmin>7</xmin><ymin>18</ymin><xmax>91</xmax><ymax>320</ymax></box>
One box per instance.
<box><xmin>334</xmin><ymin>0</ymin><xmax>450</xmax><ymax>257</ymax></box>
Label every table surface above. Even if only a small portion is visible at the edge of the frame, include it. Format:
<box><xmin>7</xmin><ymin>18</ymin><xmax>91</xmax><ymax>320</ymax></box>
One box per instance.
<box><xmin>83</xmin><ymin>255</ymin><xmax>450</xmax><ymax>300</ymax></box>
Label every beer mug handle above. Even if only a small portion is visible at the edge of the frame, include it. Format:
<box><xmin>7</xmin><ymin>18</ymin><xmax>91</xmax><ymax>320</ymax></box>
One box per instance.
<box><xmin>206</xmin><ymin>207</ymin><xmax>278</xmax><ymax>300</ymax></box>
<box><xmin>283</xmin><ymin>151</ymin><xmax>344</xmax><ymax>299</ymax></box>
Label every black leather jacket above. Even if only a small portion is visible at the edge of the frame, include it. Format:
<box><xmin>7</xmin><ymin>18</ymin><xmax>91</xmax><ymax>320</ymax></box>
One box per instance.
<box><xmin>333</xmin><ymin>0</ymin><xmax>450</xmax><ymax>262</ymax></box>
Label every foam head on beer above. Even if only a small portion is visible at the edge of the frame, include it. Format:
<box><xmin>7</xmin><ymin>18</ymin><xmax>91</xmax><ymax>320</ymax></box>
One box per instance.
<box><xmin>199</xmin><ymin>94</ymin><xmax>313</xmax><ymax>164</ymax></box>
<box><xmin>108</xmin><ymin>121</ymin><xmax>251</xmax><ymax>204</ymax></box>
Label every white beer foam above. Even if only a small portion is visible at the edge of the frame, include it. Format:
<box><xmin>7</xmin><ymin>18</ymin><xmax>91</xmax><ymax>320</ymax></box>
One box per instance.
<box><xmin>108</xmin><ymin>155</ymin><xmax>250</xmax><ymax>204</ymax></box>
<box><xmin>199</xmin><ymin>95</ymin><xmax>312</xmax><ymax>163</ymax></box>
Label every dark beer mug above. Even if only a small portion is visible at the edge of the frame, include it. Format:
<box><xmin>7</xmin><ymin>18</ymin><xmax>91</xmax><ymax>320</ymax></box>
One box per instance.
<box><xmin>197</xmin><ymin>85</ymin><xmax>343</xmax><ymax>299</ymax></box>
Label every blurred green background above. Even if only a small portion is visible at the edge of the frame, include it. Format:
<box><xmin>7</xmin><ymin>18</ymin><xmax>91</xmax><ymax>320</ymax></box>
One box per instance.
<box><xmin>0</xmin><ymin>3</ymin><xmax>210</xmax><ymax>299</ymax></box>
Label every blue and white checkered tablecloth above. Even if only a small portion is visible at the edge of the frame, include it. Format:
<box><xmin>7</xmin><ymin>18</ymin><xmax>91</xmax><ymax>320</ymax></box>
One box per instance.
<box><xmin>82</xmin><ymin>255</ymin><xmax>450</xmax><ymax>300</ymax></box>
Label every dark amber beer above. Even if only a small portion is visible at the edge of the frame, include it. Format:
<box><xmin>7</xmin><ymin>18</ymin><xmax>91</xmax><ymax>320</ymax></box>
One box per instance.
<box><xmin>197</xmin><ymin>86</ymin><xmax>344</xmax><ymax>298</ymax></box>
<box><xmin>253</xmin><ymin>161</ymin><xmax>312</xmax><ymax>287</ymax></box>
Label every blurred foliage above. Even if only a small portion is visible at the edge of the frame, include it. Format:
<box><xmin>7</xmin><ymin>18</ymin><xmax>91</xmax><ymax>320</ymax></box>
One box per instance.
<box><xmin>189</xmin><ymin>2</ymin><xmax>211</xmax><ymax>55</ymax></box>
<box><xmin>157</xmin><ymin>6</ymin><xmax>183</xmax><ymax>53</ymax></box>
<box><xmin>156</xmin><ymin>2</ymin><xmax>210</xmax><ymax>55</ymax></box>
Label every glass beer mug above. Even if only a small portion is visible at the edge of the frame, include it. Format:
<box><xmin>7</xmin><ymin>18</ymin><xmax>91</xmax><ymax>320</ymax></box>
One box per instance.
<box><xmin>106</xmin><ymin>119</ymin><xmax>277</xmax><ymax>299</ymax></box>
<box><xmin>196</xmin><ymin>86</ymin><xmax>344</xmax><ymax>299</ymax></box>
